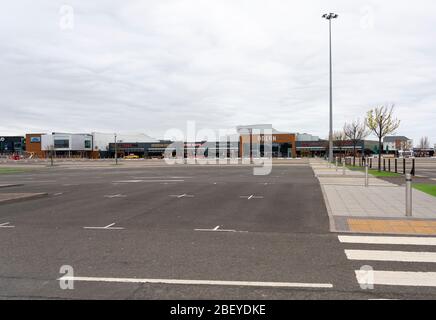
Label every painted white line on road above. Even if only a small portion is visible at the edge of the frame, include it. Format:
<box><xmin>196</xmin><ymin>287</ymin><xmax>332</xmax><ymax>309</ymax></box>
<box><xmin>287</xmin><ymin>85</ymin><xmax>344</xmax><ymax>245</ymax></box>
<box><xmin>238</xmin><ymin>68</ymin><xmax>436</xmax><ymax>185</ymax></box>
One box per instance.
<box><xmin>339</xmin><ymin>235</ymin><xmax>436</xmax><ymax>246</ymax></box>
<box><xmin>346</xmin><ymin>250</ymin><xmax>436</xmax><ymax>263</ymax></box>
<box><xmin>132</xmin><ymin>176</ymin><xmax>192</xmax><ymax>179</ymax></box>
<box><xmin>239</xmin><ymin>195</ymin><xmax>264</xmax><ymax>200</ymax></box>
<box><xmin>169</xmin><ymin>194</ymin><xmax>194</xmax><ymax>198</ymax></box>
<box><xmin>355</xmin><ymin>270</ymin><xmax>436</xmax><ymax>287</ymax></box>
<box><xmin>194</xmin><ymin>225</ymin><xmax>248</xmax><ymax>233</ymax></box>
<box><xmin>59</xmin><ymin>276</ymin><xmax>333</xmax><ymax>289</ymax></box>
<box><xmin>0</xmin><ymin>222</ymin><xmax>15</xmax><ymax>228</ymax></box>
<box><xmin>83</xmin><ymin>223</ymin><xmax>124</xmax><ymax>230</ymax></box>
<box><xmin>53</xmin><ymin>192</ymin><xmax>63</xmax><ymax>196</ymax></box>
<box><xmin>114</xmin><ymin>180</ymin><xmax>184</xmax><ymax>183</ymax></box>
<box><xmin>104</xmin><ymin>194</ymin><xmax>127</xmax><ymax>198</ymax></box>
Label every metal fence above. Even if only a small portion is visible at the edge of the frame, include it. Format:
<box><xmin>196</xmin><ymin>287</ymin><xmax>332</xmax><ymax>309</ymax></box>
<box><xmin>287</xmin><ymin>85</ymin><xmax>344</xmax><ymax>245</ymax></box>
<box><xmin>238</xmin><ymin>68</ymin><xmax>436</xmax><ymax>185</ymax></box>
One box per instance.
<box><xmin>338</xmin><ymin>156</ymin><xmax>416</xmax><ymax>176</ymax></box>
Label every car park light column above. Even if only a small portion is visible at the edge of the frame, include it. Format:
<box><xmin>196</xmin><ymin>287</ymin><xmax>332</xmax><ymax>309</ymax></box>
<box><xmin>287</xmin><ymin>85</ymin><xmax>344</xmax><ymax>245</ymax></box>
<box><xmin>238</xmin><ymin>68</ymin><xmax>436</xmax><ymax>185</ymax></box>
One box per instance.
<box><xmin>322</xmin><ymin>12</ymin><xmax>338</xmax><ymax>164</ymax></box>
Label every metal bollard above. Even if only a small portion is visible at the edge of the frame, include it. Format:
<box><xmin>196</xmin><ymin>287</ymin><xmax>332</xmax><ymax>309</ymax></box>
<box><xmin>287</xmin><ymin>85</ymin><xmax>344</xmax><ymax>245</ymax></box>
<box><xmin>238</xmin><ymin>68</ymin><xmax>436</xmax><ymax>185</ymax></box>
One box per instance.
<box><xmin>365</xmin><ymin>164</ymin><xmax>369</xmax><ymax>187</ymax></box>
<box><xmin>405</xmin><ymin>174</ymin><xmax>412</xmax><ymax>217</ymax></box>
<box><xmin>343</xmin><ymin>158</ymin><xmax>346</xmax><ymax>175</ymax></box>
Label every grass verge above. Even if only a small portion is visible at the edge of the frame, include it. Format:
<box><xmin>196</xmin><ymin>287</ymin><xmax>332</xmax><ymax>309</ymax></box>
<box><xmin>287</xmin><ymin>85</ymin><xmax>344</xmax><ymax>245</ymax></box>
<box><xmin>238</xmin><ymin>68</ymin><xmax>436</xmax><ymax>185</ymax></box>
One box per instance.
<box><xmin>0</xmin><ymin>167</ymin><xmax>27</xmax><ymax>174</ymax></box>
<box><xmin>413</xmin><ymin>184</ymin><xmax>436</xmax><ymax>197</ymax></box>
<box><xmin>346</xmin><ymin>165</ymin><xmax>401</xmax><ymax>177</ymax></box>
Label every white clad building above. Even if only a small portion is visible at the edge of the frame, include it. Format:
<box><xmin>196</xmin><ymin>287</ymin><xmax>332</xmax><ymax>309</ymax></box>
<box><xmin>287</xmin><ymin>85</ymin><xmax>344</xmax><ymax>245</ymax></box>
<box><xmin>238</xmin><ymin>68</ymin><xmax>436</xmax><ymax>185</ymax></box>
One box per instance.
<box><xmin>41</xmin><ymin>133</ymin><xmax>93</xmax><ymax>157</ymax></box>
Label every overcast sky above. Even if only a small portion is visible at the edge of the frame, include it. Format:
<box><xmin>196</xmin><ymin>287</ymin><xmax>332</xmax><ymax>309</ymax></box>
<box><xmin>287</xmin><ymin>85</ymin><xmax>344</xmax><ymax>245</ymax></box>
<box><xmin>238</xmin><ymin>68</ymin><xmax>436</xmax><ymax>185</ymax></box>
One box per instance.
<box><xmin>1</xmin><ymin>0</ymin><xmax>435</xmax><ymax>145</ymax></box>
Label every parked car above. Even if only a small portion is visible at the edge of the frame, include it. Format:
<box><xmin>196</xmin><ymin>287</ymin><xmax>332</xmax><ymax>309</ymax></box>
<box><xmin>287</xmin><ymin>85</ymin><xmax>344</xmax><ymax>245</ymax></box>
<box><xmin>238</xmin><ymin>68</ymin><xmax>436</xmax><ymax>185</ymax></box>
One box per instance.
<box><xmin>124</xmin><ymin>154</ymin><xmax>139</xmax><ymax>159</ymax></box>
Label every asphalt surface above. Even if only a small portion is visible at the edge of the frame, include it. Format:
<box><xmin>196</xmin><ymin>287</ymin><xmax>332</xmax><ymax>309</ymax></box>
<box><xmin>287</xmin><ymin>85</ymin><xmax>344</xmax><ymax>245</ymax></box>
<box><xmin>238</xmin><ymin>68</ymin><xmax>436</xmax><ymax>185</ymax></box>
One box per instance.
<box><xmin>1</xmin><ymin>161</ymin><xmax>436</xmax><ymax>299</ymax></box>
<box><xmin>415</xmin><ymin>158</ymin><xmax>436</xmax><ymax>179</ymax></box>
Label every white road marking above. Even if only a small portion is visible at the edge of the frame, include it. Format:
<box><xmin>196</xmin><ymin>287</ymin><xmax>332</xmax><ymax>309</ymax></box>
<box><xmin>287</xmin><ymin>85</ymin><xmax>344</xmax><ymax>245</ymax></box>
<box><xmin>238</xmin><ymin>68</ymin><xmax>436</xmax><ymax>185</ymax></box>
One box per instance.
<box><xmin>355</xmin><ymin>270</ymin><xmax>436</xmax><ymax>287</ymax></box>
<box><xmin>169</xmin><ymin>194</ymin><xmax>194</xmax><ymax>198</ymax></box>
<box><xmin>195</xmin><ymin>225</ymin><xmax>248</xmax><ymax>233</ymax></box>
<box><xmin>239</xmin><ymin>195</ymin><xmax>264</xmax><ymax>200</ymax></box>
<box><xmin>114</xmin><ymin>180</ymin><xmax>184</xmax><ymax>183</ymax></box>
<box><xmin>339</xmin><ymin>235</ymin><xmax>436</xmax><ymax>246</ymax></box>
<box><xmin>83</xmin><ymin>223</ymin><xmax>124</xmax><ymax>230</ymax></box>
<box><xmin>104</xmin><ymin>194</ymin><xmax>127</xmax><ymax>198</ymax></box>
<box><xmin>0</xmin><ymin>222</ymin><xmax>15</xmax><ymax>228</ymax></box>
<box><xmin>53</xmin><ymin>192</ymin><xmax>63</xmax><ymax>196</ymax></box>
<box><xmin>345</xmin><ymin>249</ymin><xmax>436</xmax><ymax>263</ymax></box>
<box><xmin>132</xmin><ymin>176</ymin><xmax>192</xmax><ymax>179</ymax></box>
<box><xmin>58</xmin><ymin>276</ymin><xmax>333</xmax><ymax>289</ymax></box>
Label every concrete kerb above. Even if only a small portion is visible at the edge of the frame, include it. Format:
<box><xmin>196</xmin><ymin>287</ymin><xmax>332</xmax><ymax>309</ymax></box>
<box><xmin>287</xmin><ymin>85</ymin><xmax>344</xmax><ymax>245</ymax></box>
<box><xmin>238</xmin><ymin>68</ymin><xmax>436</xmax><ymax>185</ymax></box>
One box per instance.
<box><xmin>0</xmin><ymin>193</ymin><xmax>48</xmax><ymax>205</ymax></box>
<box><xmin>320</xmin><ymin>184</ymin><xmax>338</xmax><ymax>232</ymax></box>
<box><xmin>0</xmin><ymin>184</ymin><xmax>24</xmax><ymax>189</ymax></box>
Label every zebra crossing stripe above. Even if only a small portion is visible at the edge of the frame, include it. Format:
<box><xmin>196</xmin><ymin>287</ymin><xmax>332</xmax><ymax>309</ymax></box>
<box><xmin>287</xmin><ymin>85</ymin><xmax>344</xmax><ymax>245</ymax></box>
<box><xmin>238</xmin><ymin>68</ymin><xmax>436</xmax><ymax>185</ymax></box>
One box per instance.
<box><xmin>346</xmin><ymin>249</ymin><xmax>436</xmax><ymax>263</ymax></box>
<box><xmin>355</xmin><ymin>270</ymin><xmax>436</xmax><ymax>287</ymax></box>
<box><xmin>339</xmin><ymin>235</ymin><xmax>436</xmax><ymax>246</ymax></box>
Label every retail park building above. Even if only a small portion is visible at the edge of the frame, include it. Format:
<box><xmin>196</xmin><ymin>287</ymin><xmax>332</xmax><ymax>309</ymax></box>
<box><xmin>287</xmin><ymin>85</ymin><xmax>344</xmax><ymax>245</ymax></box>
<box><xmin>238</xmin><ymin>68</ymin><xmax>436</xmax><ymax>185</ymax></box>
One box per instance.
<box><xmin>0</xmin><ymin>125</ymin><xmax>423</xmax><ymax>159</ymax></box>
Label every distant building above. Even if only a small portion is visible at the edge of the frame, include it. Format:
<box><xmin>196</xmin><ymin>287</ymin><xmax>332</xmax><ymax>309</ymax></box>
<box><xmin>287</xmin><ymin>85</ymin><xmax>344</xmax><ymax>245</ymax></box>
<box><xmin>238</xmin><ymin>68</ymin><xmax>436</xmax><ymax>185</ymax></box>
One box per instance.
<box><xmin>108</xmin><ymin>140</ymin><xmax>173</xmax><ymax>158</ymax></box>
<box><xmin>25</xmin><ymin>134</ymin><xmax>45</xmax><ymax>158</ymax></box>
<box><xmin>92</xmin><ymin>132</ymin><xmax>159</xmax><ymax>158</ymax></box>
<box><xmin>237</xmin><ymin>125</ymin><xmax>296</xmax><ymax>158</ymax></box>
<box><xmin>296</xmin><ymin>133</ymin><xmax>320</xmax><ymax>142</ymax></box>
<box><xmin>295</xmin><ymin>139</ymin><xmax>379</xmax><ymax>157</ymax></box>
<box><xmin>0</xmin><ymin>136</ymin><xmax>24</xmax><ymax>155</ymax></box>
<box><xmin>383</xmin><ymin>136</ymin><xmax>413</xmax><ymax>154</ymax></box>
<box><xmin>41</xmin><ymin>133</ymin><xmax>93</xmax><ymax>158</ymax></box>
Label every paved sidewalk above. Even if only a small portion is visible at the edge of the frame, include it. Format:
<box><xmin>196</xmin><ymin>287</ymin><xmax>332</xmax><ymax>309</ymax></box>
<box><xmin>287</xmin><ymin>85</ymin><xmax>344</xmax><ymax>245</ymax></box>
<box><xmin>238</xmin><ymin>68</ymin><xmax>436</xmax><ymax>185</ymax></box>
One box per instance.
<box><xmin>310</xmin><ymin>159</ymin><xmax>364</xmax><ymax>177</ymax></box>
<box><xmin>0</xmin><ymin>193</ymin><xmax>48</xmax><ymax>205</ymax></box>
<box><xmin>318</xmin><ymin>177</ymin><xmax>393</xmax><ymax>186</ymax></box>
<box><xmin>324</xmin><ymin>185</ymin><xmax>436</xmax><ymax>218</ymax></box>
<box><xmin>310</xmin><ymin>159</ymin><xmax>436</xmax><ymax>235</ymax></box>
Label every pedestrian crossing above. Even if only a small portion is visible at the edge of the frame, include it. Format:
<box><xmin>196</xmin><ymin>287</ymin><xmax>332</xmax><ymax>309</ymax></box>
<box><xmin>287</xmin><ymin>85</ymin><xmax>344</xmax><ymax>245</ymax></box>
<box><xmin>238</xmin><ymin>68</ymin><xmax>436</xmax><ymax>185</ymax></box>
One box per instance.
<box><xmin>339</xmin><ymin>234</ymin><xmax>436</xmax><ymax>289</ymax></box>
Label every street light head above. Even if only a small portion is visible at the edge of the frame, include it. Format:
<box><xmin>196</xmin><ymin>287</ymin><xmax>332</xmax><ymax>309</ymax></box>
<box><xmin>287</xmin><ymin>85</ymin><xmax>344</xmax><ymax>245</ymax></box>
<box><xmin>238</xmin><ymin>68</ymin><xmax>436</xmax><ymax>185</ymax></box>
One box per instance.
<box><xmin>322</xmin><ymin>13</ymin><xmax>339</xmax><ymax>20</ymax></box>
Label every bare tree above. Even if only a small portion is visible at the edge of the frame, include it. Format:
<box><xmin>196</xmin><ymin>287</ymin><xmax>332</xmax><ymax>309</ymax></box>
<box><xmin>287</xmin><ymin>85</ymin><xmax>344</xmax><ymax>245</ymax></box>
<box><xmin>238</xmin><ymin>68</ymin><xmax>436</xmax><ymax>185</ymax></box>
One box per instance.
<box><xmin>344</xmin><ymin>119</ymin><xmax>369</xmax><ymax>166</ymax></box>
<box><xmin>365</xmin><ymin>104</ymin><xmax>401</xmax><ymax>171</ymax></box>
<box><xmin>333</xmin><ymin>130</ymin><xmax>347</xmax><ymax>158</ymax></box>
<box><xmin>418</xmin><ymin>136</ymin><xmax>430</xmax><ymax>149</ymax></box>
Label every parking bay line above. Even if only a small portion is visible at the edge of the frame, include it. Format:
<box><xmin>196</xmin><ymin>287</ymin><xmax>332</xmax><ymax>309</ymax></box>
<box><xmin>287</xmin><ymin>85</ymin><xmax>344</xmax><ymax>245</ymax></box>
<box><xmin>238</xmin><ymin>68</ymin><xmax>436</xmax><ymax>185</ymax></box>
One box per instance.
<box><xmin>113</xmin><ymin>180</ymin><xmax>184</xmax><ymax>183</ymax></box>
<box><xmin>0</xmin><ymin>222</ymin><xmax>15</xmax><ymax>228</ymax></box>
<box><xmin>239</xmin><ymin>195</ymin><xmax>264</xmax><ymax>200</ymax></box>
<box><xmin>58</xmin><ymin>276</ymin><xmax>333</xmax><ymax>289</ymax></box>
<box><xmin>169</xmin><ymin>194</ymin><xmax>194</xmax><ymax>198</ymax></box>
<box><xmin>83</xmin><ymin>223</ymin><xmax>124</xmax><ymax>230</ymax></box>
<box><xmin>195</xmin><ymin>225</ymin><xmax>248</xmax><ymax>233</ymax></box>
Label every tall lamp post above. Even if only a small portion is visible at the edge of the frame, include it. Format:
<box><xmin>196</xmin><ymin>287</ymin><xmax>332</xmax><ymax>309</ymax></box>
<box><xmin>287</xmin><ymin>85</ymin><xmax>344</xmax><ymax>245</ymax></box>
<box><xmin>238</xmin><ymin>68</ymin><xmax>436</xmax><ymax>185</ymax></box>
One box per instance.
<box><xmin>114</xmin><ymin>133</ymin><xmax>118</xmax><ymax>165</ymax></box>
<box><xmin>322</xmin><ymin>12</ymin><xmax>338</xmax><ymax>164</ymax></box>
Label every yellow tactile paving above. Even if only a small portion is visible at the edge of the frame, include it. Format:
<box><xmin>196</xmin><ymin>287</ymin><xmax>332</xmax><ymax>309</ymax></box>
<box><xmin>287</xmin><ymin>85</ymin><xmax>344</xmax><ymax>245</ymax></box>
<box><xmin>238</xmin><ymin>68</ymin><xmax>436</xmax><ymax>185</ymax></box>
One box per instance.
<box><xmin>347</xmin><ymin>219</ymin><xmax>436</xmax><ymax>235</ymax></box>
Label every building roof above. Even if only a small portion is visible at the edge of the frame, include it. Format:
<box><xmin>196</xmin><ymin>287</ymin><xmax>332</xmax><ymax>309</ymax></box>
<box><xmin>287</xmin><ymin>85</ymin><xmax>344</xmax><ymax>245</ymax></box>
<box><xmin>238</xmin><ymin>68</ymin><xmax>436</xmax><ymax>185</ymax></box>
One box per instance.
<box><xmin>236</xmin><ymin>124</ymin><xmax>292</xmax><ymax>135</ymax></box>
<box><xmin>383</xmin><ymin>136</ymin><xmax>410</xmax><ymax>142</ymax></box>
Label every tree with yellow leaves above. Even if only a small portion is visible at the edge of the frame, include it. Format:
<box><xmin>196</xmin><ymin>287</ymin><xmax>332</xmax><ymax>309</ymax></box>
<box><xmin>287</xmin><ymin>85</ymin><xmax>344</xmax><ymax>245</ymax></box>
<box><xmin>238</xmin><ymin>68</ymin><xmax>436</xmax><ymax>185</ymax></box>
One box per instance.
<box><xmin>365</xmin><ymin>105</ymin><xmax>400</xmax><ymax>171</ymax></box>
